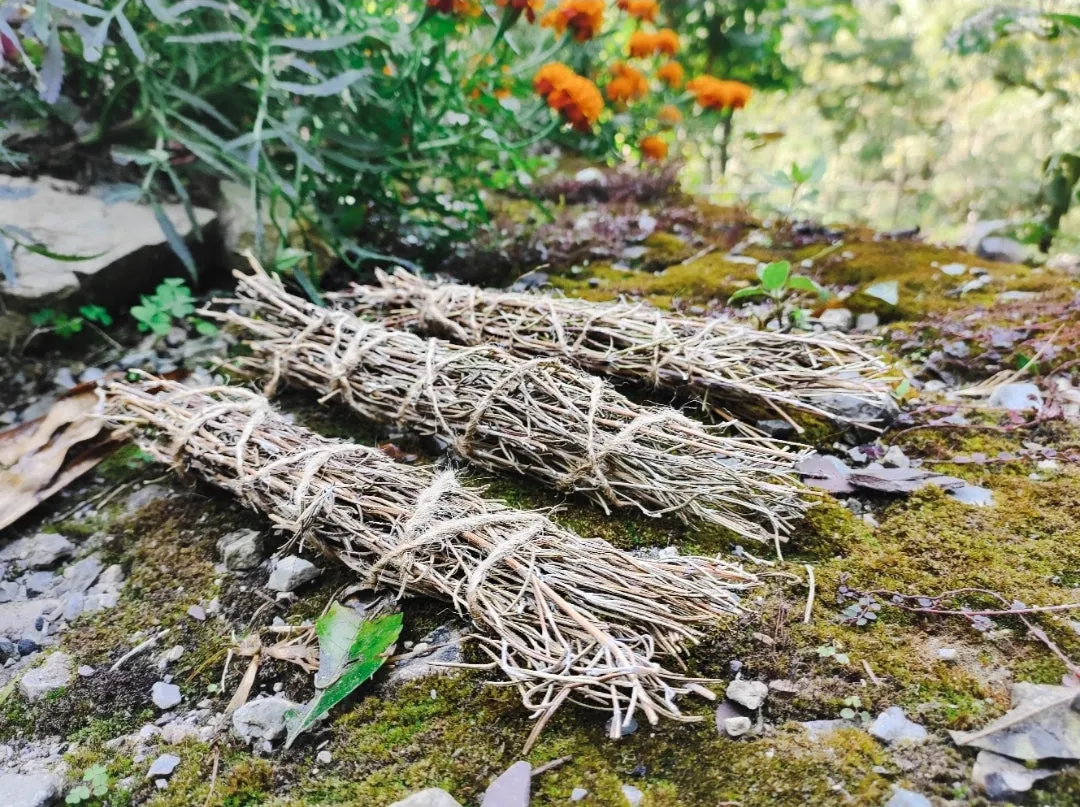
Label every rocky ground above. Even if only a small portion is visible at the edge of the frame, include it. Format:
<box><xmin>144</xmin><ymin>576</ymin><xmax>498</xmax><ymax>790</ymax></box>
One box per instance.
<box><xmin>3</xmin><ymin>171</ymin><xmax>1080</xmax><ymax>807</ymax></box>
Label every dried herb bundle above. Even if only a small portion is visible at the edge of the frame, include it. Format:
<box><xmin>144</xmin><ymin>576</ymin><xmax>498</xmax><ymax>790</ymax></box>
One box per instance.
<box><xmin>214</xmin><ymin>266</ymin><xmax>810</xmax><ymax>544</ymax></box>
<box><xmin>104</xmin><ymin>379</ymin><xmax>757</xmax><ymax>745</ymax></box>
<box><xmin>331</xmin><ymin>270</ymin><xmax>897</xmax><ymax>427</ymax></box>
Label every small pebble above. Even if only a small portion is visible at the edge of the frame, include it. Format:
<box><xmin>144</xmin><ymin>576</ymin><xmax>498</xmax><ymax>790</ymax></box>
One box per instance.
<box><xmin>151</xmin><ymin>681</ymin><xmax>182</xmax><ymax>710</ymax></box>
<box><xmin>723</xmin><ymin>716</ymin><xmax>752</xmax><ymax>738</ymax></box>
<box><xmin>621</xmin><ymin>784</ymin><xmax>644</xmax><ymax>807</ymax></box>
<box><xmin>17</xmin><ymin>638</ymin><xmax>40</xmax><ymax>656</ymax></box>
<box><xmin>570</xmin><ymin>788</ymin><xmax>589</xmax><ymax>802</ymax></box>
<box><xmin>936</xmin><ymin>648</ymin><xmax>958</xmax><ymax>662</ymax></box>
<box><xmin>317</xmin><ymin>750</ymin><xmax>332</xmax><ymax>765</ymax></box>
<box><xmin>78</xmin><ymin>665</ymin><xmax>96</xmax><ymax>678</ymax></box>
<box><xmin>187</xmin><ymin>604</ymin><xmax>207</xmax><ymax>621</ymax></box>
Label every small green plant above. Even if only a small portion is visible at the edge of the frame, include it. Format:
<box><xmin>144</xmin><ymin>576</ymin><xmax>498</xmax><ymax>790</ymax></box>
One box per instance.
<box><xmin>30</xmin><ymin>305</ymin><xmax>114</xmax><ymax>339</ymax></box>
<box><xmin>728</xmin><ymin>260</ymin><xmax>829</xmax><ymax>328</ymax></box>
<box><xmin>816</xmin><ymin>643</ymin><xmax>850</xmax><ymax>665</ymax></box>
<box><xmin>65</xmin><ymin>764</ymin><xmax>109</xmax><ymax>805</ymax></box>
<box><xmin>130</xmin><ymin>278</ymin><xmax>217</xmax><ymax>338</ymax></box>
<box><xmin>839</xmin><ymin>695</ymin><xmax>871</xmax><ymax>724</ymax></box>
<box><xmin>766</xmin><ymin>156</ymin><xmax>827</xmax><ymax>219</ymax></box>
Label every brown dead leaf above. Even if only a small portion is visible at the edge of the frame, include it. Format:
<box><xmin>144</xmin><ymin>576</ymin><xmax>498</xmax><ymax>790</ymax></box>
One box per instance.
<box><xmin>0</xmin><ymin>384</ymin><xmax>121</xmax><ymax>531</ymax></box>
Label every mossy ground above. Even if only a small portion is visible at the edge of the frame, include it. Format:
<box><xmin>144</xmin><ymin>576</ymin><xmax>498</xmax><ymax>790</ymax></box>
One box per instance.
<box><xmin>4</xmin><ymin>209</ymin><xmax>1080</xmax><ymax>806</ymax></box>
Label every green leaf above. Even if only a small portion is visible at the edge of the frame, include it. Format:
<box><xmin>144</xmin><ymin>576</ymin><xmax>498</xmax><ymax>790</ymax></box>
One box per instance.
<box><xmin>65</xmin><ymin>785</ymin><xmax>91</xmax><ymax>804</ymax></box>
<box><xmin>313</xmin><ymin>602</ymin><xmax>366</xmax><ymax>689</ymax></box>
<box><xmin>79</xmin><ymin>305</ymin><xmax>112</xmax><ymax>327</ymax></box>
<box><xmin>152</xmin><ymin>202</ymin><xmax>198</xmax><ymax>281</ymax></box>
<box><xmin>759</xmin><ymin>261</ymin><xmax>791</xmax><ymax>291</ymax></box>
<box><xmin>728</xmin><ymin>285</ymin><xmax>766</xmax><ymax>303</ymax></box>
<box><xmin>786</xmin><ymin>274</ymin><xmax>829</xmax><ymax>299</ymax></box>
<box><xmin>192</xmin><ymin>318</ymin><xmax>218</xmax><ymax>336</ymax></box>
<box><xmin>284</xmin><ymin>610</ymin><xmax>403</xmax><ymax>748</ymax></box>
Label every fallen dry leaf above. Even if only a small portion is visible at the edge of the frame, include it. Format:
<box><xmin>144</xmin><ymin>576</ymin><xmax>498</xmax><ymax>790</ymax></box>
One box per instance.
<box><xmin>950</xmin><ymin>682</ymin><xmax>1080</xmax><ymax>762</ymax></box>
<box><xmin>0</xmin><ymin>384</ymin><xmax>120</xmax><ymax>531</ymax></box>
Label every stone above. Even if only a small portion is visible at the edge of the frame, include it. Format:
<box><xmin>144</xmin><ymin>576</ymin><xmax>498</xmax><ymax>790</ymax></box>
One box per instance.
<box><xmin>817</xmin><ymin>392</ymin><xmax>898</xmax><ymax>427</ymax></box>
<box><xmin>570</xmin><ymin>788</ymin><xmax>589</xmax><ymax>802</ymax></box>
<box><xmin>23</xmin><ymin>572</ymin><xmax>55</xmax><ymax>596</ymax></box>
<box><xmin>0</xmin><ymin>176</ymin><xmax>220</xmax><ymax>308</ymax></box>
<box><xmin>0</xmin><ymin>533</ymin><xmax>74</xmax><ymax>569</ymax></box>
<box><xmin>978</xmin><ymin>236</ymin><xmax>1026</xmax><ymax>263</ymax></box>
<box><xmin>0</xmin><ymin>600</ymin><xmax>59</xmax><ymax>639</ymax></box>
<box><xmin>949</xmin><ymin>484</ymin><xmax>994</xmax><ymax>507</ymax></box>
<box><xmin>19</xmin><ymin>651</ymin><xmax>73</xmax><ymax>701</ymax></box>
<box><xmin>881</xmin><ymin>445</ymin><xmax>910</xmax><ymax>468</ymax></box>
<box><xmin>869</xmin><ymin>707</ymin><xmax>927</xmax><ymax>744</ymax></box>
<box><xmin>151</xmin><ymin>681</ymin><xmax>182</xmax><ymax>710</ymax></box>
<box><xmin>0</xmin><ymin>772</ymin><xmax>64</xmax><ymax>807</ymax></box>
<box><xmin>621</xmin><ymin>784</ymin><xmax>644</xmax><ymax>807</ymax></box>
<box><xmin>52</xmin><ymin>367</ymin><xmax>76</xmax><ymax>390</ymax></box>
<box><xmin>147</xmin><ymin>753</ymin><xmax>182</xmax><ymax>778</ymax></box>
<box><xmin>316</xmin><ymin>750</ymin><xmax>332</xmax><ymax>765</ymax></box>
<box><xmin>972</xmin><ymin>749</ymin><xmax>1059</xmax><ymax>800</ymax></box>
<box><xmin>217</xmin><ymin>529</ymin><xmax>265</xmax><ymax>571</ymax></box>
<box><xmin>481</xmin><ymin>760</ymin><xmax>530</xmax><ymax>807</ymax></box>
<box><xmin>187</xmin><ymin>604</ymin><xmax>207</xmax><ymax>621</ymax></box>
<box><xmin>386</xmin><ymin>624</ymin><xmax>465</xmax><ymax>686</ymax></box>
<box><xmin>0</xmin><ymin>638</ymin><xmax>14</xmax><ymax>662</ymax></box>
<box><xmin>768</xmin><ymin>679</ymin><xmax>799</xmax><ymax>695</ymax></box>
<box><xmin>854</xmin><ymin>312</ymin><xmax>879</xmax><ymax>332</ymax></box>
<box><xmin>17</xmin><ymin>638</ymin><xmax>40</xmax><ymax>656</ymax></box>
<box><xmin>818</xmin><ymin>307</ymin><xmax>854</xmax><ymax>331</ymax></box>
<box><xmin>725</xmin><ymin>679</ymin><xmax>768</xmax><ymax>710</ymax></box>
<box><xmin>388</xmin><ymin>789</ymin><xmax>462</xmax><ymax>807</ymax></box>
<box><xmin>78</xmin><ymin>665</ymin><xmax>96</xmax><ymax>677</ymax></box>
<box><xmin>231</xmin><ymin>696</ymin><xmax>298</xmax><ymax>743</ymax></box>
<box><xmin>936</xmin><ymin>648</ymin><xmax>958</xmax><ymax>662</ymax></box>
<box><xmin>884</xmin><ymin>786</ymin><xmax>932</xmax><ymax>807</ymax></box>
<box><xmin>755</xmin><ymin>419</ymin><xmax>795</xmax><ymax>438</ymax></box>
<box><xmin>62</xmin><ymin>555</ymin><xmax>103</xmax><ymax>593</ymax></box>
<box><xmin>267</xmin><ymin>556</ymin><xmax>320</xmax><ymax>592</ymax></box>
<box><xmin>801</xmin><ymin>719</ymin><xmax>854</xmax><ymax>741</ymax></box>
<box><xmin>723</xmin><ymin>716</ymin><xmax>752</xmax><ymax>737</ymax></box>
<box><xmin>988</xmin><ymin>382</ymin><xmax>1042</xmax><ymax>413</ymax></box>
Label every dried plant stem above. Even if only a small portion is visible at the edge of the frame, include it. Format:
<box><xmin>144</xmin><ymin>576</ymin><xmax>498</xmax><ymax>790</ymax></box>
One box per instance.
<box><xmin>332</xmin><ymin>270</ymin><xmax>897</xmax><ymax>427</ymax></box>
<box><xmin>211</xmin><ymin>264</ymin><xmax>811</xmax><ymax>543</ymax></box>
<box><xmin>103</xmin><ymin>378</ymin><xmax>757</xmax><ymax>746</ymax></box>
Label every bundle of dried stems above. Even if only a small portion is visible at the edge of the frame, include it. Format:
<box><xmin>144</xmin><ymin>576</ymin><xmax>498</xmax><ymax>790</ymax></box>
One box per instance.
<box><xmin>212</xmin><ymin>265</ymin><xmax>810</xmax><ymax>544</ymax></box>
<box><xmin>103</xmin><ymin>378</ymin><xmax>757</xmax><ymax>746</ymax></box>
<box><xmin>331</xmin><ymin>270</ymin><xmax>897</xmax><ymax>427</ymax></box>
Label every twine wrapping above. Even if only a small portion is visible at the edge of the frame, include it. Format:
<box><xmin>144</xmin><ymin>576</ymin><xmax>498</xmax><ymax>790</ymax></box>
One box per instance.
<box><xmin>331</xmin><ymin>269</ymin><xmax>898</xmax><ymax>427</ymax></box>
<box><xmin>211</xmin><ymin>266</ymin><xmax>811</xmax><ymax>544</ymax></box>
<box><xmin>103</xmin><ymin>379</ymin><xmax>757</xmax><ymax>747</ymax></box>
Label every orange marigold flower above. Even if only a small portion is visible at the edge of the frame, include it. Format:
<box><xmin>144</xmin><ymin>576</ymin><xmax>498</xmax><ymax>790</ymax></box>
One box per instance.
<box><xmin>628</xmin><ymin>31</ymin><xmax>655</xmax><ymax>57</ymax></box>
<box><xmin>541</xmin><ymin>0</ymin><xmax>604</xmax><ymax>41</ymax></box>
<box><xmin>656</xmin><ymin>60</ymin><xmax>684</xmax><ymax>88</ymax></box>
<box><xmin>606</xmin><ymin>62</ymin><xmax>648</xmax><ymax>104</ymax></box>
<box><xmin>686</xmin><ymin>76</ymin><xmax>753</xmax><ymax>111</ymax></box>
<box><xmin>620</xmin><ymin>0</ymin><xmax>658</xmax><ymax>22</ymax></box>
<box><xmin>534</xmin><ymin>62</ymin><xmax>603</xmax><ymax>132</ymax></box>
<box><xmin>496</xmin><ymin>0</ymin><xmax>544</xmax><ymax>23</ymax></box>
<box><xmin>657</xmin><ymin>104</ymin><xmax>682</xmax><ymax>125</ymax></box>
<box><xmin>640</xmin><ymin>135</ymin><xmax>668</xmax><ymax>160</ymax></box>
<box><xmin>654</xmin><ymin>28</ymin><xmax>679</xmax><ymax>55</ymax></box>
<box><xmin>427</xmin><ymin>0</ymin><xmax>481</xmax><ymax>15</ymax></box>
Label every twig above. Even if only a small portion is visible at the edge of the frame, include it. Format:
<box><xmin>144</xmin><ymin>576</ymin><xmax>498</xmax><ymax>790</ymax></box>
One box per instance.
<box><xmin>109</xmin><ymin>629</ymin><xmax>168</xmax><ymax>672</ymax></box>
<box><xmin>531</xmin><ymin>755</ymin><xmax>573</xmax><ymax>776</ymax></box>
<box><xmin>861</xmin><ymin>659</ymin><xmax>881</xmax><ymax>686</ymax></box>
<box><xmin>803</xmin><ymin>564</ymin><xmax>815</xmax><ymax>624</ymax></box>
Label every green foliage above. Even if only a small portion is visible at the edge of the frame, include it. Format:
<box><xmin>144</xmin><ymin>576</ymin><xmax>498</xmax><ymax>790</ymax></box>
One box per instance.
<box><xmin>284</xmin><ymin>606</ymin><xmax>403</xmax><ymax>748</ymax></box>
<box><xmin>130</xmin><ymin>277</ymin><xmax>214</xmax><ymax>337</ymax></box>
<box><xmin>766</xmin><ymin>156</ymin><xmax>827</xmax><ymax>218</ymax></box>
<box><xmin>728</xmin><ymin>259</ymin><xmax>828</xmax><ymax>329</ymax></box>
<box><xmin>65</xmin><ymin>764</ymin><xmax>109</xmax><ymax>805</ymax></box>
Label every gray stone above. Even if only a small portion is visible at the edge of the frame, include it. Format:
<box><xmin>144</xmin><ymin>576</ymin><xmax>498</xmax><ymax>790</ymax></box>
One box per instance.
<box><xmin>388</xmin><ymin>789</ymin><xmax>462</xmax><ymax>807</ymax></box>
<box><xmin>882</xmin><ymin>445</ymin><xmax>910</xmax><ymax>468</ymax></box>
<box><xmin>19</xmin><ymin>651</ymin><xmax>72</xmax><ymax>701</ymax></box>
<box><xmin>78</xmin><ymin>665</ymin><xmax>95</xmax><ymax>677</ymax></box>
<box><xmin>147</xmin><ymin>753</ymin><xmax>182</xmax><ymax>778</ymax></box>
<box><xmin>570</xmin><ymin>788</ymin><xmax>589</xmax><ymax>802</ymax></box>
<box><xmin>481</xmin><ymin>760</ymin><xmax>530</xmax><ymax>807</ymax></box>
<box><xmin>978</xmin><ymin>236</ymin><xmax>1027</xmax><ymax>263</ymax></box>
<box><xmin>936</xmin><ymin>648</ymin><xmax>958</xmax><ymax>662</ymax></box>
<box><xmin>988</xmin><ymin>383</ymin><xmax>1042</xmax><ymax>413</ymax></box>
<box><xmin>52</xmin><ymin>367</ymin><xmax>76</xmax><ymax>390</ymax></box>
<box><xmin>151</xmin><ymin>681</ymin><xmax>182</xmax><ymax>710</ymax></box>
<box><xmin>62</xmin><ymin>555</ymin><xmax>103</xmax><ymax>593</ymax></box>
<box><xmin>217</xmin><ymin>530</ymin><xmax>265</xmax><ymax>572</ymax></box>
<box><xmin>316</xmin><ymin>750</ymin><xmax>332</xmax><ymax>765</ymax></box>
<box><xmin>621</xmin><ymin>784</ymin><xmax>644</xmax><ymax>807</ymax></box>
<box><xmin>231</xmin><ymin>696</ymin><xmax>298</xmax><ymax>743</ymax></box>
<box><xmin>187</xmin><ymin>604</ymin><xmax>207</xmax><ymax>622</ymax></box>
<box><xmin>818</xmin><ymin>308</ymin><xmax>854</xmax><ymax>331</ymax></box>
<box><xmin>723</xmin><ymin>716</ymin><xmax>752</xmax><ymax>737</ymax></box>
<box><xmin>755</xmin><ymin>419</ymin><xmax>795</xmax><ymax>438</ymax></box>
<box><xmin>817</xmin><ymin>392</ymin><xmax>898</xmax><ymax>427</ymax></box>
<box><xmin>79</xmin><ymin>367</ymin><xmax>105</xmax><ymax>384</ymax></box>
<box><xmin>23</xmin><ymin>572</ymin><xmax>55</xmax><ymax>596</ymax></box>
<box><xmin>885</xmin><ymin>786</ymin><xmax>932</xmax><ymax>807</ymax></box>
<box><xmin>725</xmin><ymin>679</ymin><xmax>768</xmax><ymax>710</ymax></box>
<box><xmin>949</xmin><ymin>485</ymin><xmax>994</xmax><ymax>507</ymax></box>
<box><xmin>0</xmin><ymin>176</ymin><xmax>219</xmax><ymax>308</ymax></box>
<box><xmin>267</xmin><ymin>556</ymin><xmax>320</xmax><ymax>592</ymax></box>
<box><xmin>0</xmin><ymin>772</ymin><xmax>64</xmax><ymax>807</ymax></box>
<box><xmin>972</xmin><ymin>749</ymin><xmax>1059</xmax><ymax>800</ymax></box>
<box><xmin>854</xmin><ymin>312</ymin><xmax>879</xmax><ymax>332</ymax></box>
<box><xmin>0</xmin><ymin>533</ymin><xmax>74</xmax><ymax>569</ymax></box>
<box><xmin>386</xmin><ymin>623</ymin><xmax>464</xmax><ymax>686</ymax></box>
<box><xmin>869</xmin><ymin>707</ymin><xmax>927</xmax><ymax>744</ymax></box>
<box><xmin>0</xmin><ymin>600</ymin><xmax>60</xmax><ymax>640</ymax></box>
